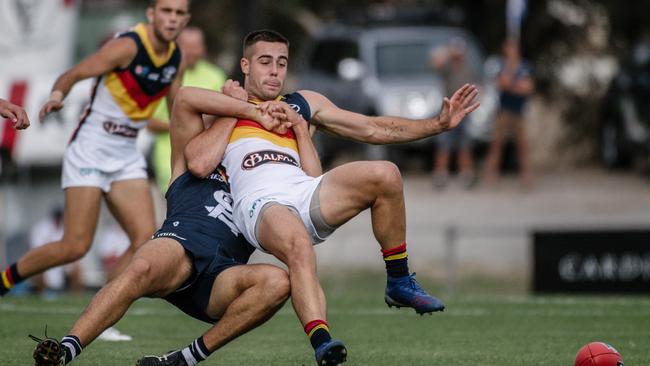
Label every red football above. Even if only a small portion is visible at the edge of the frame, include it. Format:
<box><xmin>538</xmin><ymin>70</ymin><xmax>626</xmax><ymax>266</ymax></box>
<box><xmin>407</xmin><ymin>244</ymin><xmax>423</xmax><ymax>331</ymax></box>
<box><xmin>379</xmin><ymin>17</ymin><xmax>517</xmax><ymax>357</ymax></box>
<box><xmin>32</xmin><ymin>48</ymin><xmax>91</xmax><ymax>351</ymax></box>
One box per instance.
<box><xmin>575</xmin><ymin>342</ymin><xmax>624</xmax><ymax>366</ymax></box>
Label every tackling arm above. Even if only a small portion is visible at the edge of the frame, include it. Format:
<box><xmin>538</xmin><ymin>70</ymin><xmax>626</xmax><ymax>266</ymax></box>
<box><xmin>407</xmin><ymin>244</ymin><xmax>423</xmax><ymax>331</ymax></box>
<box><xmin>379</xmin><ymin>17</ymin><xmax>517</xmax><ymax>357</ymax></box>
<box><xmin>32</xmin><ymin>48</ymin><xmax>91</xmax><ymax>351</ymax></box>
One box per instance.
<box><xmin>292</xmin><ymin>114</ymin><xmax>322</xmax><ymax>178</ymax></box>
<box><xmin>172</xmin><ymin>87</ymin><xmax>278</xmax><ymax>178</ymax></box>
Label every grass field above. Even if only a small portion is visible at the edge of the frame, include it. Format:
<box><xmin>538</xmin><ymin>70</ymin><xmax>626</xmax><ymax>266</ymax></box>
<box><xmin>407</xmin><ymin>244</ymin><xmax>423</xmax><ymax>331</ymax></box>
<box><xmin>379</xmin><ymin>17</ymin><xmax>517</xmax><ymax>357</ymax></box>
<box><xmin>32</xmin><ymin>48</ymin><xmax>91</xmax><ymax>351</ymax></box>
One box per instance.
<box><xmin>2</xmin><ymin>272</ymin><xmax>649</xmax><ymax>365</ymax></box>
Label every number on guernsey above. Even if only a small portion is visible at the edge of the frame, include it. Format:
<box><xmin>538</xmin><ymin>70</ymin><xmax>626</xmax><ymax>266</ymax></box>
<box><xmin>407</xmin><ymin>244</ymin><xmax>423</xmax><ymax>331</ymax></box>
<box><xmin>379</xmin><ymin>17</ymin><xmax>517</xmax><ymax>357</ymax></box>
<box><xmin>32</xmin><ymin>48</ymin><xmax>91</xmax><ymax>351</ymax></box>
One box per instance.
<box><xmin>205</xmin><ymin>190</ymin><xmax>239</xmax><ymax>235</ymax></box>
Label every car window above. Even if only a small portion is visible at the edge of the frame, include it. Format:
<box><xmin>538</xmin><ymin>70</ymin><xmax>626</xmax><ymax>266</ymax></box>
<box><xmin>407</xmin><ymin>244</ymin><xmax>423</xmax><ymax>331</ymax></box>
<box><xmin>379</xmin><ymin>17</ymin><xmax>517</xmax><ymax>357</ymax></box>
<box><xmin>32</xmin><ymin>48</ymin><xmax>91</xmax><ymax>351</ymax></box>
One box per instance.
<box><xmin>376</xmin><ymin>35</ymin><xmax>483</xmax><ymax>79</ymax></box>
<box><xmin>376</xmin><ymin>42</ymin><xmax>432</xmax><ymax>78</ymax></box>
<box><xmin>309</xmin><ymin>40</ymin><xmax>359</xmax><ymax>75</ymax></box>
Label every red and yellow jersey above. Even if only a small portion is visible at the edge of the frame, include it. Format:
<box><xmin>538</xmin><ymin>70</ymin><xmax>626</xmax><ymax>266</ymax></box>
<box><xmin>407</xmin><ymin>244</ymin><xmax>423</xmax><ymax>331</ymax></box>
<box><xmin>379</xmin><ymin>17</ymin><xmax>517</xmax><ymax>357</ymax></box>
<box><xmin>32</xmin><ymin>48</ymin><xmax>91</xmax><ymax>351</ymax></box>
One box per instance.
<box><xmin>222</xmin><ymin>92</ymin><xmax>312</xmax><ymax>203</ymax></box>
<box><xmin>95</xmin><ymin>23</ymin><xmax>180</xmax><ymax>121</ymax></box>
<box><xmin>70</xmin><ymin>23</ymin><xmax>181</xmax><ymax>143</ymax></box>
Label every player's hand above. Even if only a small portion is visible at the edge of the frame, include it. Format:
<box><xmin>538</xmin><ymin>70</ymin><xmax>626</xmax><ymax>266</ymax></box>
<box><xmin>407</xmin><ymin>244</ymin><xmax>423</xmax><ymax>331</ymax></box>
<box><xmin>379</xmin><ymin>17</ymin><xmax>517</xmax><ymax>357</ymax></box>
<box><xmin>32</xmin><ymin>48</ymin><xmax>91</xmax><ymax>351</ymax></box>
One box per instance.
<box><xmin>39</xmin><ymin>99</ymin><xmax>64</xmax><ymax>121</ymax></box>
<box><xmin>256</xmin><ymin>101</ymin><xmax>288</xmax><ymax>133</ymax></box>
<box><xmin>221</xmin><ymin>79</ymin><xmax>248</xmax><ymax>101</ymax></box>
<box><xmin>259</xmin><ymin>101</ymin><xmax>304</xmax><ymax>134</ymax></box>
<box><xmin>0</xmin><ymin>99</ymin><xmax>30</xmax><ymax>130</ymax></box>
<box><xmin>437</xmin><ymin>83</ymin><xmax>480</xmax><ymax>131</ymax></box>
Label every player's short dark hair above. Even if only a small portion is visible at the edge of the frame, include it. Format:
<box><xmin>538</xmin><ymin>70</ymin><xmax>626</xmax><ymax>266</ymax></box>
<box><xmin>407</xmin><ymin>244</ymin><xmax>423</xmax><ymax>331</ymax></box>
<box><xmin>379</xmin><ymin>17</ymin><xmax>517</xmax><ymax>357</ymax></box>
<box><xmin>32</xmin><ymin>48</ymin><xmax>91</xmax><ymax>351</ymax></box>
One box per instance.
<box><xmin>149</xmin><ymin>0</ymin><xmax>192</xmax><ymax>8</ymax></box>
<box><xmin>243</xmin><ymin>29</ymin><xmax>290</xmax><ymax>56</ymax></box>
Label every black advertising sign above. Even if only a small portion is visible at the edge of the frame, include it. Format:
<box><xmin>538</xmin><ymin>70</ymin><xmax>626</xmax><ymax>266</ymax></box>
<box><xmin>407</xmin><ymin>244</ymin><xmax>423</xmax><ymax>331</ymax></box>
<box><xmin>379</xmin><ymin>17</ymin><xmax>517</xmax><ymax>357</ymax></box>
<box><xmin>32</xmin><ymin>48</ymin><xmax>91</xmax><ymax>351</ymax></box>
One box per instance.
<box><xmin>533</xmin><ymin>230</ymin><xmax>650</xmax><ymax>293</ymax></box>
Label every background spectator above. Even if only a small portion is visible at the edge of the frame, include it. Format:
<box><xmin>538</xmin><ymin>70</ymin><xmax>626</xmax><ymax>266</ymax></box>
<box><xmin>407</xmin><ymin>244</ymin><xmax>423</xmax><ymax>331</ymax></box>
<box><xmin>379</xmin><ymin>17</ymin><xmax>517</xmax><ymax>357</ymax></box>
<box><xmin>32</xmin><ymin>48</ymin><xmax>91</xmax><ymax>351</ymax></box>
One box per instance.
<box><xmin>430</xmin><ymin>38</ymin><xmax>480</xmax><ymax>190</ymax></box>
<box><xmin>483</xmin><ymin>37</ymin><xmax>535</xmax><ymax>188</ymax></box>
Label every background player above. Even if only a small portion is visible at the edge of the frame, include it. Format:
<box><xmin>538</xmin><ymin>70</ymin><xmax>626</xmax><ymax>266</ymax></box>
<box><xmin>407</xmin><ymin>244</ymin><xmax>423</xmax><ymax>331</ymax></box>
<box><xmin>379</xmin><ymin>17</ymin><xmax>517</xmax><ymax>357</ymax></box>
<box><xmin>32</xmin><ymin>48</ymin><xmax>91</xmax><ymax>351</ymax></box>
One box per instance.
<box><xmin>0</xmin><ymin>0</ymin><xmax>189</xmax><ymax>297</ymax></box>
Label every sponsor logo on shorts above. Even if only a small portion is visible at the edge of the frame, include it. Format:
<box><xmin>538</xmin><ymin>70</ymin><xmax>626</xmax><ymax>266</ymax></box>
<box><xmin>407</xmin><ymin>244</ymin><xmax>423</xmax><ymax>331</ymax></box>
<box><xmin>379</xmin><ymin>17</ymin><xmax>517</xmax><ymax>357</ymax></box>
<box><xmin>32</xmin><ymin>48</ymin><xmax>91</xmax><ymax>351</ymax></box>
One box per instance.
<box><xmin>102</xmin><ymin>121</ymin><xmax>138</xmax><ymax>138</ymax></box>
<box><xmin>248</xmin><ymin>197</ymin><xmax>275</xmax><ymax>218</ymax></box>
<box><xmin>242</xmin><ymin>150</ymin><xmax>299</xmax><ymax>170</ymax></box>
<box><xmin>155</xmin><ymin>231</ymin><xmax>187</xmax><ymax>241</ymax></box>
<box><xmin>79</xmin><ymin>167</ymin><xmax>105</xmax><ymax>177</ymax></box>
<box><xmin>288</xmin><ymin>103</ymin><xmax>300</xmax><ymax>113</ymax></box>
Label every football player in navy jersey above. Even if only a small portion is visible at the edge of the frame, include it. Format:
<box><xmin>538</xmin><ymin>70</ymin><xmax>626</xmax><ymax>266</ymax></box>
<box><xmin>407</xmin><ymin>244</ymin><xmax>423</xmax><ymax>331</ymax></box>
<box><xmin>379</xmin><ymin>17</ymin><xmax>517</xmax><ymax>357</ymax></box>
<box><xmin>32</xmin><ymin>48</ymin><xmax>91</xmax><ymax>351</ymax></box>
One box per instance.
<box><xmin>30</xmin><ymin>84</ymin><xmax>296</xmax><ymax>366</ymax></box>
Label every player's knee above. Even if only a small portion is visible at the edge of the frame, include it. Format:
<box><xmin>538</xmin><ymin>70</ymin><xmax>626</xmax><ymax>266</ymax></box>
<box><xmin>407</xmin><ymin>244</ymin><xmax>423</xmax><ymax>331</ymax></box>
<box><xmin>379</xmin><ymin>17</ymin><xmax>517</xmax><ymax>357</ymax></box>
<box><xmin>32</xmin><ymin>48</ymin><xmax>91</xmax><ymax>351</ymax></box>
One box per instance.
<box><xmin>124</xmin><ymin>257</ymin><xmax>153</xmax><ymax>284</ymax></box>
<box><xmin>372</xmin><ymin>161</ymin><xmax>403</xmax><ymax>193</ymax></box>
<box><xmin>263</xmin><ymin>267</ymin><xmax>290</xmax><ymax>303</ymax></box>
<box><xmin>284</xmin><ymin>236</ymin><xmax>315</xmax><ymax>268</ymax></box>
<box><xmin>61</xmin><ymin>239</ymin><xmax>91</xmax><ymax>262</ymax></box>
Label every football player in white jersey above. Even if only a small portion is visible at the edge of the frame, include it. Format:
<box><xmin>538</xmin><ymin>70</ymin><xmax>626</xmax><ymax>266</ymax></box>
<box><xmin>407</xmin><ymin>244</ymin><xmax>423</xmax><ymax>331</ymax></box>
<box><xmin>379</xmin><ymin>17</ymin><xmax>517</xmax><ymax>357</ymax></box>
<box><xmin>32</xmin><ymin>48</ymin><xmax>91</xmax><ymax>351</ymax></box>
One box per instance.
<box><xmin>1</xmin><ymin>0</ymin><xmax>190</xmax><ymax>299</ymax></box>
<box><xmin>180</xmin><ymin>29</ymin><xmax>480</xmax><ymax>365</ymax></box>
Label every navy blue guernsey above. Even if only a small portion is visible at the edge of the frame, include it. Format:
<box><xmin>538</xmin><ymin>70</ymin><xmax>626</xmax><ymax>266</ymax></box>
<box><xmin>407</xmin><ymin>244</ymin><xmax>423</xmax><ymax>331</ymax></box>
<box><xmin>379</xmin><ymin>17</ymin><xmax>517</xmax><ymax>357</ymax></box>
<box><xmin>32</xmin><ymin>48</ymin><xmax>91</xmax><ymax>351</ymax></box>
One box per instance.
<box><xmin>157</xmin><ymin>166</ymin><xmax>254</xmax><ymax>275</ymax></box>
<box><xmin>282</xmin><ymin>91</ymin><xmax>312</xmax><ymax>122</ymax></box>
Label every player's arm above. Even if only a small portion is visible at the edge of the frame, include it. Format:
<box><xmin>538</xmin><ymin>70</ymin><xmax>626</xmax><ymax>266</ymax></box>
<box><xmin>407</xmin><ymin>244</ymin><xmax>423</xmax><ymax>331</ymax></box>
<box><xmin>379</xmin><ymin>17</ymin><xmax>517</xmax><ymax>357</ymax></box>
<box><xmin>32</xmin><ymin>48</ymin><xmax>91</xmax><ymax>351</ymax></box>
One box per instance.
<box><xmin>184</xmin><ymin>116</ymin><xmax>237</xmax><ymax>178</ymax></box>
<box><xmin>0</xmin><ymin>98</ymin><xmax>30</xmax><ymax>130</ymax></box>
<box><xmin>300</xmin><ymin>84</ymin><xmax>480</xmax><ymax>144</ymax></box>
<box><xmin>39</xmin><ymin>37</ymin><xmax>137</xmax><ymax>120</ymax></box>
<box><xmin>290</xmin><ymin>109</ymin><xmax>322</xmax><ymax>177</ymax></box>
<box><xmin>198</xmin><ymin>78</ymin><xmax>250</xmax><ymax>128</ymax></box>
<box><xmin>174</xmin><ymin>86</ymin><xmax>284</xmax><ymax>178</ymax></box>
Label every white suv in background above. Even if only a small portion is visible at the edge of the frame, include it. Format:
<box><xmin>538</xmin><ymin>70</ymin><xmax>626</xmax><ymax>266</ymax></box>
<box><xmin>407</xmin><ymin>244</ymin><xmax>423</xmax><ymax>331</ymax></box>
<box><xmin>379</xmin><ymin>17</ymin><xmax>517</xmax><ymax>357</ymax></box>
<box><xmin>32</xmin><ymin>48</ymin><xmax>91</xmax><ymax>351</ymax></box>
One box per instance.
<box><xmin>297</xmin><ymin>24</ymin><xmax>498</xmax><ymax>166</ymax></box>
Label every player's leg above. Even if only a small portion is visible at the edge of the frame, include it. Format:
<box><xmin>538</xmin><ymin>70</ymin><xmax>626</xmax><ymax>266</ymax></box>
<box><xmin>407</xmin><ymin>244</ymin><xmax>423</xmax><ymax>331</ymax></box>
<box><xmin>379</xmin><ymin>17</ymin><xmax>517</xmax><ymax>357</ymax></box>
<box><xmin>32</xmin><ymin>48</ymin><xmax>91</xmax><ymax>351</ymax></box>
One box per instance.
<box><xmin>513</xmin><ymin>115</ymin><xmax>534</xmax><ymax>188</ymax></box>
<box><xmin>318</xmin><ymin>161</ymin><xmax>405</xmax><ymax>248</ymax></box>
<box><xmin>256</xmin><ymin>205</ymin><xmax>346</xmax><ymax>365</ymax></box>
<box><xmin>483</xmin><ymin>111</ymin><xmax>510</xmax><ymax>184</ymax></box>
<box><xmin>259</xmin><ymin>205</ymin><xmax>325</xmax><ymax>324</ymax></box>
<box><xmin>137</xmin><ymin>264</ymin><xmax>291</xmax><ymax>366</ymax></box>
<box><xmin>104</xmin><ymin>178</ymin><xmax>157</xmax><ymax>280</ymax></box>
<box><xmin>316</xmin><ymin>161</ymin><xmax>445</xmax><ymax>314</ymax></box>
<box><xmin>53</xmin><ymin>238</ymin><xmax>191</xmax><ymax>364</ymax></box>
<box><xmin>433</xmin><ymin>146</ymin><xmax>450</xmax><ymax>189</ymax></box>
<box><xmin>1</xmin><ymin>187</ymin><xmax>102</xmax><ymax>296</ymax></box>
<box><xmin>66</xmin><ymin>262</ymin><xmax>84</xmax><ymax>295</ymax></box>
<box><xmin>457</xmin><ymin>127</ymin><xmax>477</xmax><ymax>189</ymax></box>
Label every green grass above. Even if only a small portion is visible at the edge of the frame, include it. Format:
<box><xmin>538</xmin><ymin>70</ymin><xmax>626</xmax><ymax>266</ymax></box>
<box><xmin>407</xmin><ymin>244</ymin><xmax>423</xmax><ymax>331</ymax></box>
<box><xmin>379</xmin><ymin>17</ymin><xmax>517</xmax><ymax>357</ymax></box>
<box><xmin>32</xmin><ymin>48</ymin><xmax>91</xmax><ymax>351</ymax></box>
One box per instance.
<box><xmin>2</xmin><ymin>273</ymin><xmax>649</xmax><ymax>365</ymax></box>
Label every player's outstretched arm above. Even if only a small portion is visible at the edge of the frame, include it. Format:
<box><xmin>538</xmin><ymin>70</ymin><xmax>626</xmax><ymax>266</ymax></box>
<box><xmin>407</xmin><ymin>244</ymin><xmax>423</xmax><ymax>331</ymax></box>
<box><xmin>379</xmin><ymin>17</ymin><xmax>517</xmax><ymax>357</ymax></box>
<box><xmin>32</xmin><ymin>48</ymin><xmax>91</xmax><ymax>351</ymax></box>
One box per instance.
<box><xmin>300</xmin><ymin>84</ymin><xmax>479</xmax><ymax>144</ymax></box>
<box><xmin>39</xmin><ymin>37</ymin><xmax>137</xmax><ymax>121</ymax></box>
<box><xmin>0</xmin><ymin>98</ymin><xmax>30</xmax><ymax>130</ymax></box>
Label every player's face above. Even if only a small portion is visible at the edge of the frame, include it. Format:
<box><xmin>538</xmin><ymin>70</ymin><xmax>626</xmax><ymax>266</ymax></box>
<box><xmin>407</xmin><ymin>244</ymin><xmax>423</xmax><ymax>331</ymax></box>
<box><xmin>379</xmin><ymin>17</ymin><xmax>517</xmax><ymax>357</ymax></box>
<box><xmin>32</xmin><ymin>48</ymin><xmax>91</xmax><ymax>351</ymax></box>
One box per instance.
<box><xmin>147</xmin><ymin>0</ymin><xmax>190</xmax><ymax>43</ymax></box>
<box><xmin>241</xmin><ymin>41</ymin><xmax>289</xmax><ymax>101</ymax></box>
